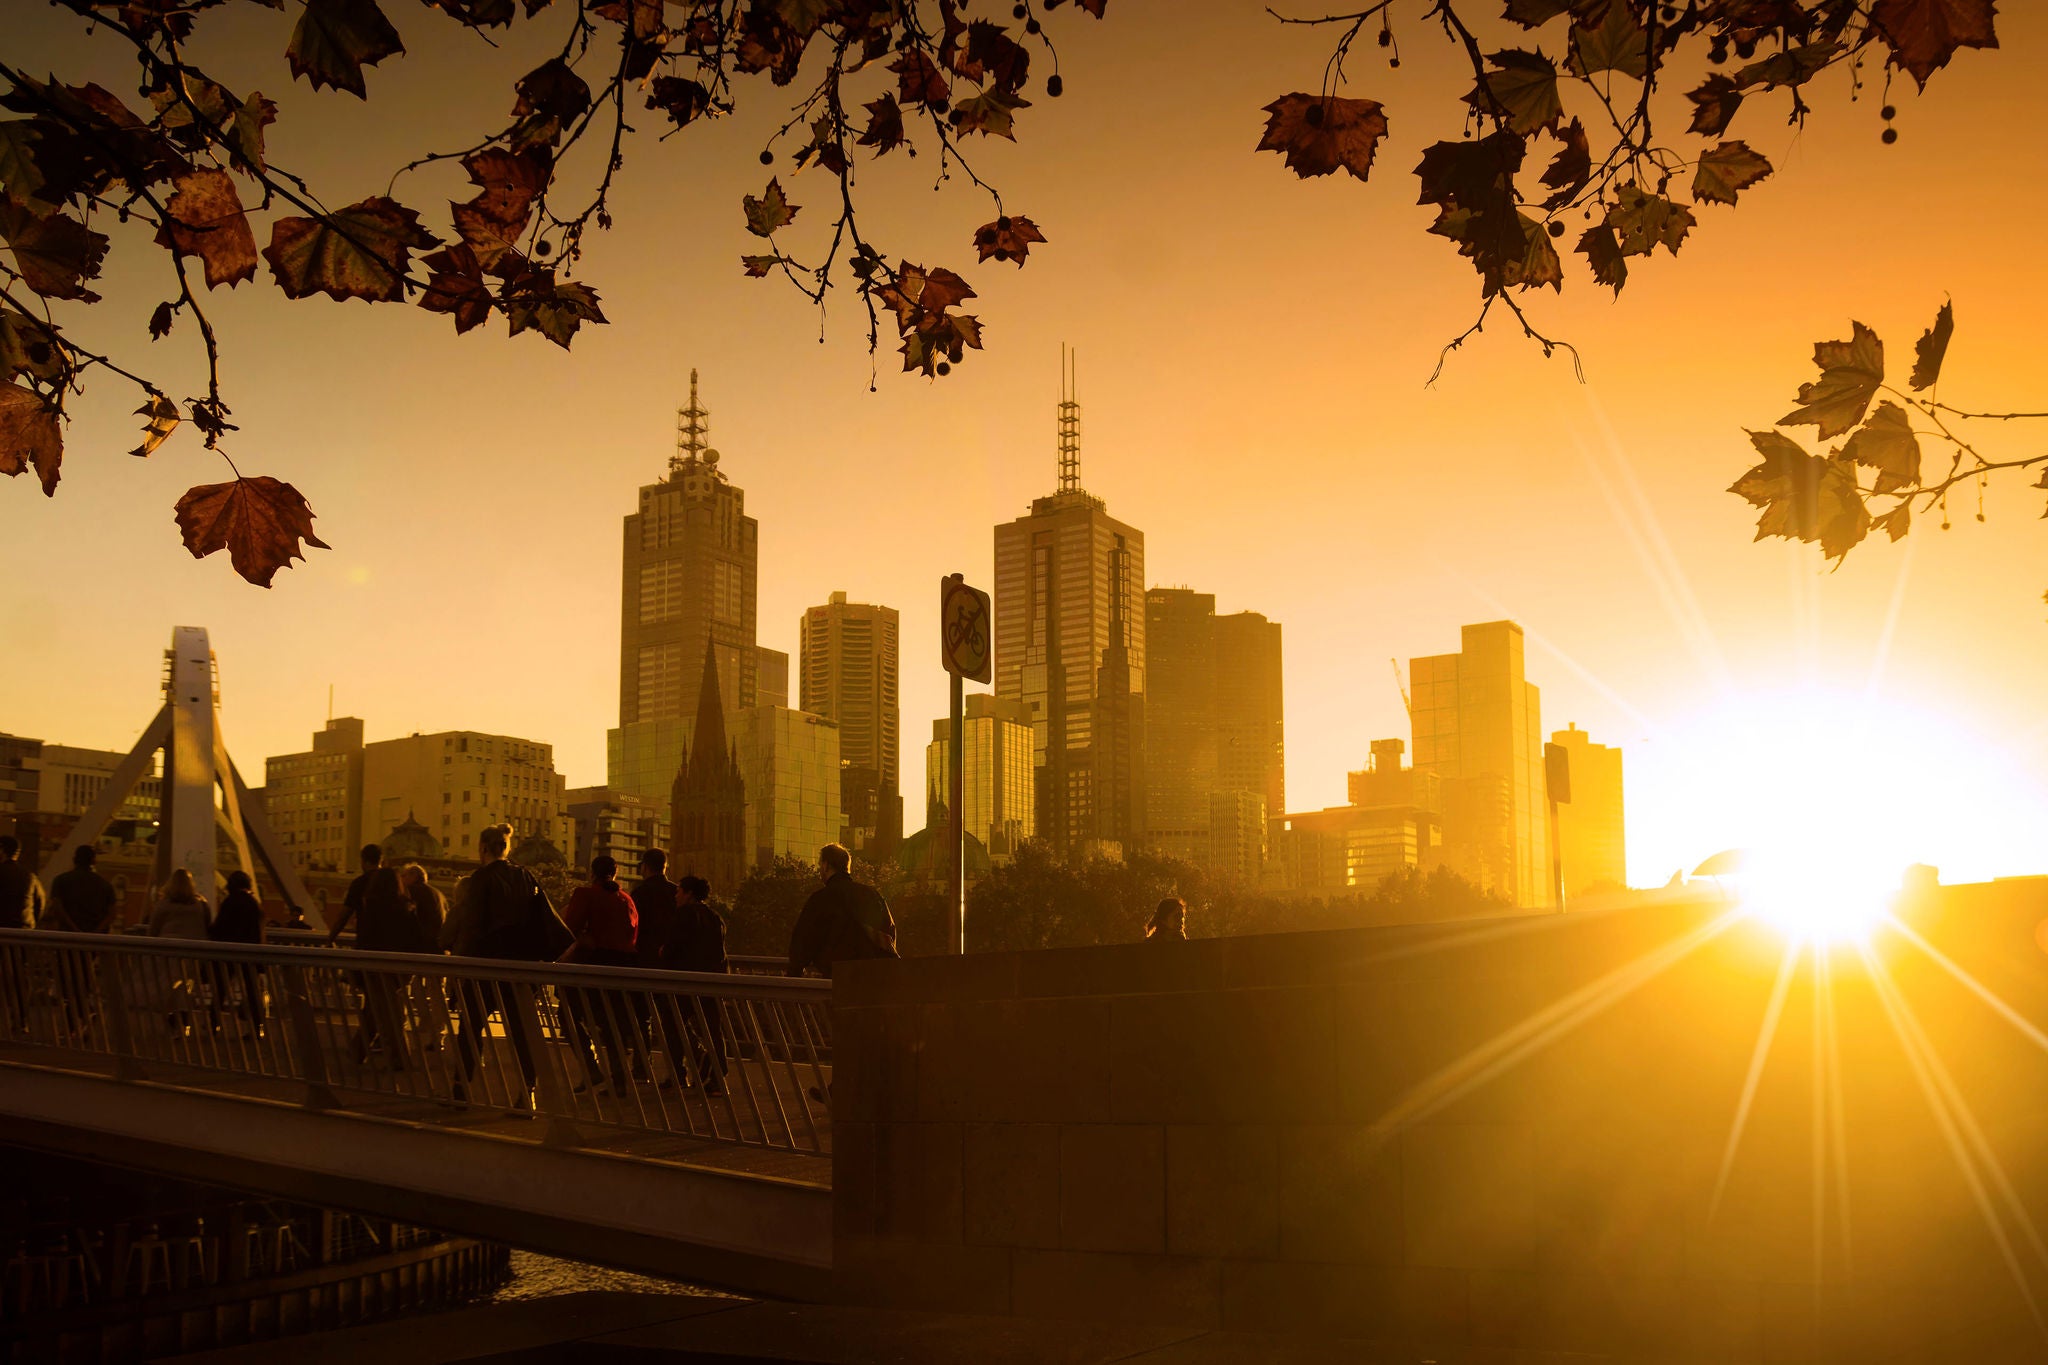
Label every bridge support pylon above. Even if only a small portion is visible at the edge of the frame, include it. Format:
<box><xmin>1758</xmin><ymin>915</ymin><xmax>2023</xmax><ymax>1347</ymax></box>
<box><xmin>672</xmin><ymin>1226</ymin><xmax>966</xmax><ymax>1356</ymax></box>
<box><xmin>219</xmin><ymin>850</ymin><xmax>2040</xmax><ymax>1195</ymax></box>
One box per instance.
<box><xmin>39</xmin><ymin>626</ymin><xmax>323</xmax><ymax>927</ymax></box>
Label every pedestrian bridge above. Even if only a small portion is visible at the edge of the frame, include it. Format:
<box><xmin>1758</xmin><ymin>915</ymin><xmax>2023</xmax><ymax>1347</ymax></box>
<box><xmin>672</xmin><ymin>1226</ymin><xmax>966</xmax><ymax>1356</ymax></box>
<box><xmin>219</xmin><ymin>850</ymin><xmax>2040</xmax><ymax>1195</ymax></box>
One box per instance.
<box><xmin>0</xmin><ymin>929</ymin><xmax>835</xmax><ymax>1299</ymax></box>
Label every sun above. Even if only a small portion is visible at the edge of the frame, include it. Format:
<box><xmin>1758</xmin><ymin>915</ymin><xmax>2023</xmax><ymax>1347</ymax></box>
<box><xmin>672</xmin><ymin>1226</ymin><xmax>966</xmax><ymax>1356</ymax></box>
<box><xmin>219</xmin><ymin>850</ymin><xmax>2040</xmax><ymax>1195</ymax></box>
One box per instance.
<box><xmin>1637</xmin><ymin>687</ymin><xmax>2048</xmax><ymax>946</ymax></box>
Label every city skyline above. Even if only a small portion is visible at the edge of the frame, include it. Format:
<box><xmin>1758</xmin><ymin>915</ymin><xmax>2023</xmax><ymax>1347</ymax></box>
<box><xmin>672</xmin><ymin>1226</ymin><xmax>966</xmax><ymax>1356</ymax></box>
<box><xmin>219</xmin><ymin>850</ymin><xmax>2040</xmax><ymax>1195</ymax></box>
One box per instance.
<box><xmin>6</xmin><ymin>8</ymin><xmax>2048</xmax><ymax>889</ymax></box>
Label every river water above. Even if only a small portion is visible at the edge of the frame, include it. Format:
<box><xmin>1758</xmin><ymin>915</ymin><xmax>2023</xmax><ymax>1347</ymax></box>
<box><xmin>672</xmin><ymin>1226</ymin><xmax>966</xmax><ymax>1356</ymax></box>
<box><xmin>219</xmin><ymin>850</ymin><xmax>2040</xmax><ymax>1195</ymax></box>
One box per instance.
<box><xmin>488</xmin><ymin>1249</ymin><xmax>739</xmax><ymax>1305</ymax></box>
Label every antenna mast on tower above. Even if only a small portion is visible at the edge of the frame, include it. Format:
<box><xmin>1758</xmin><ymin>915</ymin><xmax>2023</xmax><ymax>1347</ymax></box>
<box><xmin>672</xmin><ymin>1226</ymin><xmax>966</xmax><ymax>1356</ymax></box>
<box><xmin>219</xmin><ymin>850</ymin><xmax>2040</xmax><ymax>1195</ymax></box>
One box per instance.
<box><xmin>673</xmin><ymin>368</ymin><xmax>710</xmax><ymax>474</ymax></box>
<box><xmin>1057</xmin><ymin>345</ymin><xmax>1080</xmax><ymax>494</ymax></box>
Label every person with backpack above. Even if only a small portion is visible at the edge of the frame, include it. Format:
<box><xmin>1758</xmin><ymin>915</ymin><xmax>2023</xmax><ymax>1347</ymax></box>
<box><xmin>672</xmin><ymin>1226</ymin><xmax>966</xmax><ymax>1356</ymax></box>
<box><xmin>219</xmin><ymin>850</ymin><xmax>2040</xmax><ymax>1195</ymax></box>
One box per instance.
<box><xmin>443</xmin><ymin>823</ymin><xmax>571</xmax><ymax>1108</ymax></box>
<box><xmin>47</xmin><ymin>845</ymin><xmax>118</xmax><ymax>934</ymax></box>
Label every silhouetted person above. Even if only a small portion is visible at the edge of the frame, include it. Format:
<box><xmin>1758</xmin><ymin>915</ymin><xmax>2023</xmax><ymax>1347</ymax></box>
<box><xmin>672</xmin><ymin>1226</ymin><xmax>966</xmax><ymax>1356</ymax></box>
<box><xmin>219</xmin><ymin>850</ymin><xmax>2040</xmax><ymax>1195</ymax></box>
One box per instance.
<box><xmin>342</xmin><ymin>865</ymin><xmax>414</xmax><ymax>1066</ymax></box>
<box><xmin>560</xmin><ymin>855</ymin><xmax>638</xmax><ymax>1091</ymax></box>
<box><xmin>787</xmin><ymin>843</ymin><xmax>897</xmax><ymax>978</ymax></box>
<box><xmin>282</xmin><ymin>905</ymin><xmax>311</xmax><ymax>931</ymax></box>
<box><xmin>447</xmin><ymin>823</ymin><xmax>568</xmax><ymax>1107</ymax></box>
<box><xmin>325</xmin><ymin>844</ymin><xmax>383</xmax><ymax>946</ymax></box>
<box><xmin>631</xmin><ymin>849</ymin><xmax>682</xmax><ymax>970</ymax></box>
<box><xmin>670</xmin><ymin>874</ymin><xmax>730</xmax><ymax>1093</ymax></box>
<box><xmin>208</xmin><ymin>869</ymin><xmax>266</xmax><ymax>1034</ymax></box>
<box><xmin>0</xmin><ymin>836</ymin><xmax>44</xmax><ymax>929</ymax></box>
<box><xmin>47</xmin><ymin>845</ymin><xmax>117</xmax><ymax>934</ymax></box>
<box><xmin>147</xmin><ymin>868</ymin><xmax>210</xmax><ymax>939</ymax></box>
<box><xmin>397</xmin><ymin>863</ymin><xmax>446</xmax><ymax>950</ymax></box>
<box><xmin>1145</xmin><ymin>897</ymin><xmax>1187</xmax><ymax>942</ymax></box>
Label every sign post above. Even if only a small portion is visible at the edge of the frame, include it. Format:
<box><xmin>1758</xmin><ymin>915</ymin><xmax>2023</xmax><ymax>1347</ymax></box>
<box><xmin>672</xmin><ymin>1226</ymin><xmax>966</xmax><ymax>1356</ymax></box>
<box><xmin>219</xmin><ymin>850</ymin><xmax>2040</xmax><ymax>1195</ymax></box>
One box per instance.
<box><xmin>939</xmin><ymin>573</ymin><xmax>992</xmax><ymax>954</ymax></box>
<box><xmin>1544</xmin><ymin>741</ymin><xmax>1571</xmax><ymax>914</ymax></box>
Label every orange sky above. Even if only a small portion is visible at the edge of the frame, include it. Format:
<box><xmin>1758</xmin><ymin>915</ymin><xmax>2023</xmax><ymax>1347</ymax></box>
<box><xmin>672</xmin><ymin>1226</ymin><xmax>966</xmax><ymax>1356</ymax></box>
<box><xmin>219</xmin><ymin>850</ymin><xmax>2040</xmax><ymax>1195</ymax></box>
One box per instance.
<box><xmin>6</xmin><ymin>2</ymin><xmax>2046</xmax><ymax>887</ymax></box>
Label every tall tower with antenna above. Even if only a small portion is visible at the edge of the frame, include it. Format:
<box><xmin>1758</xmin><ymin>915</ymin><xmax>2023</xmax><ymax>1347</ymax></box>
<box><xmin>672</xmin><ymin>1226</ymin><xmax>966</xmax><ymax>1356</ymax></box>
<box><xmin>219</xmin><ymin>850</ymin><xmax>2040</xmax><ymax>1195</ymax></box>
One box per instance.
<box><xmin>1057</xmin><ymin>345</ymin><xmax>1081</xmax><ymax>495</ymax></box>
<box><xmin>991</xmin><ymin>347</ymin><xmax>1146</xmax><ymax>859</ymax></box>
<box><xmin>608</xmin><ymin>369</ymin><xmax>760</xmax><ymax>806</ymax></box>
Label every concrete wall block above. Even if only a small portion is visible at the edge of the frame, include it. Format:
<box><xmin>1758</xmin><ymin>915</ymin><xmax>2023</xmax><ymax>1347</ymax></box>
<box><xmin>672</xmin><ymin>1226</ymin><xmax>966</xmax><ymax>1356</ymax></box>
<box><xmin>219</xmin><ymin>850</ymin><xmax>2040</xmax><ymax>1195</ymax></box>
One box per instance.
<box><xmin>865</xmin><ymin>1005</ymin><xmax>922</xmax><ymax>1124</ymax></box>
<box><xmin>834</xmin><ymin>950</ymin><xmax>1021</xmax><ymax>1007</ymax></box>
<box><xmin>1213</xmin><ymin>989</ymin><xmax>1338</xmax><ymax>1125</ymax></box>
<box><xmin>1469</xmin><ymin>1270</ymin><xmax>1691</xmax><ymax>1357</ymax></box>
<box><xmin>1400</xmin><ymin>1123</ymin><xmax>1541</xmax><ymax>1271</ymax></box>
<box><xmin>833</xmin><ymin>1120</ymin><xmax>879</xmax><ymax>1238</ymax></box>
<box><xmin>1526</xmin><ymin>1119</ymin><xmax>1687</xmax><ymax>1279</ymax></box>
<box><xmin>833</xmin><ymin>1235</ymin><xmax>1013</xmax><ymax>1316</ymax></box>
<box><xmin>1108</xmin><ymin>994</ymin><xmax>1213</xmax><ymax>1124</ymax></box>
<box><xmin>1332</xmin><ymin>977</ymin><xmax>1552</xmax><ymax>1128</ymax></box>
<box><xmin>912</xmin><ymin>1003</ymin><xmax>967</xmax><ymax>1122</ymax></box>
<box><xmin>1016</xmin><ymin>937</ymin><xmax>1226</xmax><ymax>1000</ymax></box>
<box><xmin>1010</xmin><ymin>1249</ymin><xmax>1221</xmax><ymax>1329</ymax></box>
<box><xmin>1060</xmin><ymin>1124</ymin><xmax>1165</xmax><ymax>1254</ymax></box>
<box><xmin>1276</xmin><ymin>1125</ymin><xmax>1404</xmax><ymax>1265</ymax></box>
<box><xmin>830</xmin><ymin>1006</ymin><xmax>883</xmax><ymax>1123</ymax></box>
<box><xmin>1165</xmin><ymin>1125</ymin><xmax>1278</xmax><ymax>1259</ymax></box>
<box><xmin>956</xmin><ymin>997</ymin><xmax>1113</xmax><ymax>1124</ymax></box>
<box><xmin>875</xmin><ymin>1121</ymin><xmax>963</xmax><ymax>1243</ymax></box>
<box><xmin>964</xmin><ymin>1122</ymin><xmax>1061</xmax><ymax>1249</ymax></box>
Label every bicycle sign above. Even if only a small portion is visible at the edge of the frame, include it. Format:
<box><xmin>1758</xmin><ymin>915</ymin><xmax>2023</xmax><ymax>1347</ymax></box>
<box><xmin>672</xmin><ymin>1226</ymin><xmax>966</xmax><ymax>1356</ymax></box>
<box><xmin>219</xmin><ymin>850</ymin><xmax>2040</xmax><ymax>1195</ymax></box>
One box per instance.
<box><xmin>939</xmin><ymin>573</ymin><xmax>992</xmax><ymax>683</ymax></box>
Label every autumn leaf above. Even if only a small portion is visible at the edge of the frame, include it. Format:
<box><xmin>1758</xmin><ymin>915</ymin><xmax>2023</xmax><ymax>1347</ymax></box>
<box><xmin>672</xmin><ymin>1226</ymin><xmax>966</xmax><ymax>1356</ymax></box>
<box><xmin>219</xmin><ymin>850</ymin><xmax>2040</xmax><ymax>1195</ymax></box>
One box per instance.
<box><xmin>1877</xmin><ymin>503</ymin><xmax>1911</xmax><ymax>541</ymax></box>
<box><xmin>1415</xmin><ymin>131</ymin><xmax>1526</xmax><ymax>292</ymax></box>
<box><xmin>0</xmin><ymin>310</ymin><xmax>68</xmax><ymax>381</ymax></box>
<box><xmin>1257</xmin><ymin>93</ymin><xmax>1389</xmax><ymax>183</ymax></box>
<box><xmin>877</xmin><ymin>263</ymin><xmax>977</xmax><ymax>329</ymax></box>
<box><xmin>858</xmin><ymin>94</ymin><xmax>906</xmax><ymax>154</ymax></box>
<box><xmin>1539</xmin><ymin>117</ymin><xmax>1590</xmax><ymax>208</ymax></box>
<box><xmin>899</xmin><ymin>312</ymin><xmax>983</xmax><ymax>376</ymax></box>
<box><xmin>1729</xmin><ymin>430</ymin><xmax>1870</xmax><ymax>561</ymax></box>
<box><xmin>1780</xmin><ymin>321</ymin><xmax>1885</xmax><ymax>440</ymax></box>
<box><xmin>452</xmin><ymin>146</ymin><xmax>548</xmax><ymax>269</ymax></box>
<box><xmin>511</xmin><ymin>58</ymin><xmax>592</xmax><ymax>149</ymax></box>
<box><xmin>741</xmin><ymin>254</ymin><xmax>782</xmax><ymax>277</ymax></box>
<box><xmin>175</xmin><ymin>476</ymin><xmax>331</xmax><ymax>587</ymax></box>
<box><xmin>0</xmin><ymin>200</ymin><xmax>109</xmax><ymax>301</ymax></box>
<box><xmin>1605</xmin><ymin>183</ymin><xmax>1693</xmax><ymax>257</ymax></box>
<box><xmin>1468</xmin><ymin>50</ymin><xmax>1562</xmax><ymax>136</ymax></box>
<box><xmin>287</xmin><ymin>0</ymin><xmax>405</xmax><ymax>99</ymax></box>
<box><xmin>0</xmin><ymin>121</ymin><xmax>48</xmax><ymax>207</ymax></box>
<box><xmin>1502</xmin><ymin>0</ymin><xmax>1571</xmax><ymax>25</ymax></box>
<box><xmin>1691</xmin><ymin>141</ymin><xmax>1772</xmax><ymax>207</ymax></box>
<box><xmin>230</xmin><ymin>92</ymin><xmax>278</xmax><ymax>174</ymax></box>
<box><xmin>148</xmin><ymin>301</ymin><xmax>174</xmax><ymax>339</ymax></box>
<box><xmin>1735</xmin><ymin>41</ymin><xmax>1841</xmax><ymax>91</ymax></box>
<box><xmin>131</xmin><ymin>393</ymin><xmax>179</xmax><ymax>458</ymax></box>
<box><xmin>417</xmin><ymin>243</ymin><xmax>492</xmax><ymax>333</ymax></box>
<box><xmin>1871</xmin><ymin>0</ymin><xmax>1999</xmax><ymax>91</ymax></box>
<box><xmin>1575</xmin><ymin>224</ymin><xmax>1627</xmax><ymax>293</ymax></box>
<box><xmin>500</xmin><ymin>268</ymin><xmax>605</xmax><ymax>348</ymax></box>
<box><xmin>1909</xmin><ymin>300</ymin><xmax>1953</xmax><ymax>390</ymax></box>
<box><xmin>963</xmin><ymin>21</ymin><xmax>1031</xmax><ymax>92</ymax></box>
<box><xmin>743</xmin><ymin>178</ymin><xmax>798</xmax><ymax>236</ymax></box>
<box><xmin>1685</xmin><ymin>75</ymin><xmax>1743</xmax><ymax>136</ymax></box>
<box><xmin>264</xmin><ymin>196</ymin><xmax>438</xmax><ymax>303</ymax></box>
<box><xmin>1499</xmin><ymin>211</ymin><xmax>1562</xmax><ymax>291</ymax></box>
<box><xmin>0</xmin><ymin>380</ymin><xmax>62</xmax><ymax>495</ymax></box>
<box><xmin>155</xmin><ymin>169</ymin><xmax>258</xmax><ymax>288</ymax></box>
<box><xmin>1841</xmin><ymin>400</ymin><xmax>1921</xmax><ymax>493</ymax></box>
<box><xmin>892</xmin><ymin>49</ymin><xmax>950</xmax><ymax>107</ymax></box>
<box><xmin>973</xmin><ymin>214</ymin><xmax>1046</xmax><ymax>265</ymax></box>
<box><xmin>647</xmin><ymin>76</ymin><xmax>712</xmax><ymax>128</ymax></box>
<box><xmin>954</xmin><ymin>88</ymin><xmax>1030</xmax><ymax>139</ymax></box>
<box><xmin>1567</xmin><ymin>1</ymin><xmax>1648</xmax><ymax>79</ymax></box>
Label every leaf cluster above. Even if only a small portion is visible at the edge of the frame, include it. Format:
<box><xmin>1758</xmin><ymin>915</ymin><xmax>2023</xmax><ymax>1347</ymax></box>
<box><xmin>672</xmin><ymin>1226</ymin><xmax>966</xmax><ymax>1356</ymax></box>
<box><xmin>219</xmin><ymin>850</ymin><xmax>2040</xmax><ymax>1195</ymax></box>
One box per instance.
<box><xmin>1729</xmin><ymin>299</ymin><xmax>2048</xmax><ymax>608</ymax></box>
<box><xmin>1258</xmin><ymin>0</ymin><xmax>1998</xmax><ymax>369</ymax></box>
<box><xmin>2</xmin><ymin>0</ymin><xmax>1100</xmax><ymax>583</ymax></box>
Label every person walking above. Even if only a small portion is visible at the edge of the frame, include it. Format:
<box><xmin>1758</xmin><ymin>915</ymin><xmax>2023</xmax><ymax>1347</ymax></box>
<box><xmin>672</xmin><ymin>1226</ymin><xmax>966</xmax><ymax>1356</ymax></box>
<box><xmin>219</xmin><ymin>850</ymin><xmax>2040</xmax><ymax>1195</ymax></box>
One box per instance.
<box><xmin>47</xmin><ymin>846</ymin><xmax>118</xmax><ymax>934</ymax></box>
<box><xmin>444</xmin><ymin>823</ymin><xmax>571</xmax><ymax>1109</ymax></box>
<box><xmin>1145</xmin><ymin>897</ymin><xmax>1188</xmax><ymax>942</ymax></box>
<box><xmin>671</xmin><ymin>874</ymin><xmax>730</xmax><ymax>1094</ymax></box>
<box><xmin>44</xmin><ymin>845</ymin><xmax>119</xmax><ymax>1038</ymax></box>
<box><xmin>148</xmin><ymin>868</ymin><xmax>211</xmax><ymax>1037</ymax></box>
<box><xmin>396</xmin><ymin>863</ymin><xmax>453</xmax><ymax>1046</ymax></box>
<box><xmin>324</xmin><ymin>844</ymin><xmax>385</xmax><ymax>946</ymax></box>
<box><xmin>559</xmin><ymin>855</ymin><xmax>638</xmax><ymax>1093</ymax></box>
<box><xmin>786</xmin><ymin>844</ymin><xmax>897</xmax><ymax>978</ymax></box>
<box><xmin>207</xmin><ymin>869</ymin><xmax>267</xmax><ymax>1034</ymax></box>
<box><xmin>0</xmin><ymin>835</ymin><xmax>44</xmax><ymax>930</ymax></box>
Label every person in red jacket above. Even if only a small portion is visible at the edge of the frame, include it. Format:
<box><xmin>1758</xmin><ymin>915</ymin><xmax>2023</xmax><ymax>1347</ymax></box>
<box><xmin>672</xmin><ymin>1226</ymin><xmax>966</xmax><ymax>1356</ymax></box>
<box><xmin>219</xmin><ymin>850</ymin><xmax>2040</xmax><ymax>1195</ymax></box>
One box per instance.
<box><xmin>559</xmin><ymin>855</ymin><xmax>639</xmax><ymax>1092</ymax></box>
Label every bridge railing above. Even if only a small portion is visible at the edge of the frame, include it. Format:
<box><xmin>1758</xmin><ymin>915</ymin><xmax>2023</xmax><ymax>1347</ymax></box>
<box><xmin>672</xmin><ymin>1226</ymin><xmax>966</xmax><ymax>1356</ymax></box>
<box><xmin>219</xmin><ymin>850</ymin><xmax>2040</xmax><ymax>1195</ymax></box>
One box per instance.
<box><xmin>0</xmin><ymin>929</ymin><xmax>834</xmax><ymax>1154</ymax></box>
<box><xmin>264</xmin><ymin>928</ymin><xmax>791</xmax><ymax>975</ymax></box>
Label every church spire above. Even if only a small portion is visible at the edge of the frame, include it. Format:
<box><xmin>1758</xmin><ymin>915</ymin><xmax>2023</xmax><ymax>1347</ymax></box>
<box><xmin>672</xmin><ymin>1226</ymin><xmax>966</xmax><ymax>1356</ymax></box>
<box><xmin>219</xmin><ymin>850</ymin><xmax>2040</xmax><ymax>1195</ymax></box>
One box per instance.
<box><xmin>673</xmin><ymin>368</ymin><xmax>711</xmax><ymax>475</ymax></box>
<box><xmin>687</xmin><ymin>637</ymin><xmax>728</xmax><ymax>775</ymax></box>
<box><xmin>1057</xmin><ymin>344</ymin><xmax>1080</xmax><ymax>495</ymax></box>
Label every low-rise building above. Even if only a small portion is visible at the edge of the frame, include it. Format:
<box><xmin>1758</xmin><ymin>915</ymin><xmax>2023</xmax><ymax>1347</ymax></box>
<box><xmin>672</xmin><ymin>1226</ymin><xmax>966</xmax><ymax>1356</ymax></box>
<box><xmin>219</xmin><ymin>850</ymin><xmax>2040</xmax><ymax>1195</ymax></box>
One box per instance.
<box><xmin>265</xmin><ymin>717</ymin><xmax>365</xmax><ymax>873</ymax></box>
<box><xmin>733</xmin><ymin>706</ymin><xmax>841</xmax><ymax>870</ymax></box>
<box><xmin>926</xmin><ymin>695</ymin><xmax>1036</xmax><ymax>864</ymax></box>
<box><xmin>362</xmin><ymin>731</ymin><xmax>572</xmax><ymax>861</ymax></box>
<box><xmin>565</xmin><ymin>786</ymin><xmax>672</xmax><ymax>872</ymax></box>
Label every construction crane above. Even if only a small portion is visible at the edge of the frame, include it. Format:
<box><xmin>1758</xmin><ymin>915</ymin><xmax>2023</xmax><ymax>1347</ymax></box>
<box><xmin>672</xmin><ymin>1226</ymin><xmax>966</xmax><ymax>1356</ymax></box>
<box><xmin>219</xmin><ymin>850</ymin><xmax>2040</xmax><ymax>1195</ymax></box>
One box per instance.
<box><xmin>1390</xmin><ymin>658</ymin><xmax>1411</xmax><ymax>717</ymax></box>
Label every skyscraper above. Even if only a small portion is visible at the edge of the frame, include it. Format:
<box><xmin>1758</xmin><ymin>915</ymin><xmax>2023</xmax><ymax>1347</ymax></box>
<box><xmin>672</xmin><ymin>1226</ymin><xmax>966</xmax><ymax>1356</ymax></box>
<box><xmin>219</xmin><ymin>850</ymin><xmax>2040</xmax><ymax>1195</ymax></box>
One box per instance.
<box><xmin>734</xmin><ymin>705</ymin><xmax>842</xmax><ymax>870</ymax></box>
<box><xmin>670</xmin><ymin>643</ymin><xmax>748</xmax><ymax>897</ymax></box>
<box><xmin>1142</xmin><ymin>590</ymin><xmax>1282</xmax><ymax>876</ymax></box>
<box><xmin>608</xmin><ymin>371</ymin><xmax>759</xmax><ymax>804</ymax></box>
<box><xmin>800</xmin><ymin>592</ymin><xmax>901</xmax><ymax>854</ymax></box>
<box><xmin>1408</xmin><ymin>620</ymin><xmax>1553</xmax><ymax>907</ymax></box>
<box><xmin>264</xmin><ymin>717</ymin><xmax>364</xmax><ymax>872</ymax></box>
<box><xmin>927</xmin><ymin>695</ymin><xmax>1037</xmax><ymax>862</ymax></box>
<box><xmin>1550</xmin><ymin>722</ymin><xmax>1626</xmax><ymax>895</ymax></box>
<box><xmin>993</xmin><ymin>358</ymin><xmax>1145</xmax><ymax>858</ymax></box>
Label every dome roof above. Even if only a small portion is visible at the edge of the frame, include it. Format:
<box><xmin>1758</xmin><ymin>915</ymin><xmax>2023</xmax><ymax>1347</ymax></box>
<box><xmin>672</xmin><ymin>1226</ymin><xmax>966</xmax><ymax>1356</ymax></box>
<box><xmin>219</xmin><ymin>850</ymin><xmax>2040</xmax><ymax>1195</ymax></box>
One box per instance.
<box><xmin>380</xmin><ymin>812</ymin><xmax>441</xmax><ymax>861</ymax></box>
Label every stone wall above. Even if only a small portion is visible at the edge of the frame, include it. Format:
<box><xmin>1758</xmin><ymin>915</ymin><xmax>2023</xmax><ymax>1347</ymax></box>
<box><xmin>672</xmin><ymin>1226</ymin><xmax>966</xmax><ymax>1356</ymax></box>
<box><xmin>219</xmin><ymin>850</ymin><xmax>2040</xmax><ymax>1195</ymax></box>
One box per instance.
<box><xmin>832</xmin><ymin>881</ymin><xmax>2048</xmax><ymax>1360</ymax></box>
